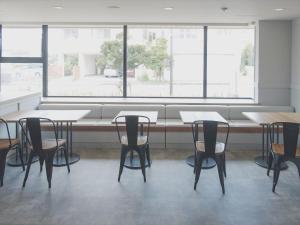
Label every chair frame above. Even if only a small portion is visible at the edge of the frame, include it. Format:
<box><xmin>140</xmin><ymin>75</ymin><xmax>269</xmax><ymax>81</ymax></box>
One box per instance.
<box><xmin>115</xmin><ymin>115</ymin><xmax>151</xmax><ymax>182</ymax></box>
<box><xmin>192</xmin><ymin>120</ymin><xmax>230</xmax><ymax>194</ymax></box>
<box><xmin>0</xmin><ymin>118</ymin><xmax>25</xmax><ymax>186</ymax></box>
<box><xmin>267</xmin><ymin>122</ymin><xmax>300</xmax><ymax>192</ymax></box>
<box><xmin>18</xmin><ymin>117</ymin><xmax>70</xmax><ymax>188</ymax></box>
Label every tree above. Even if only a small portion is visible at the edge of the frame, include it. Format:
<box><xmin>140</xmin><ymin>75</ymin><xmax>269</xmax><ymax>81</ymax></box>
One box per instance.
<box><xmin>240</xmin><ymin>43</ymin><xmax>254</xmax><ymax>75</ymax></box>
<box><xmin>127</xmin><ymin>45</ymin><xmax>146</xmax><ymax>71</ymax></box>
<box><xmin>144</xmin><ymin>38</ymin><xmax>169</xmax><ymax>81</ymax></box>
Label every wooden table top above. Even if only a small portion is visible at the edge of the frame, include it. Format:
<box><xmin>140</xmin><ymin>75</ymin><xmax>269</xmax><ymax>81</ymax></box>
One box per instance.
<box><xmin>180</xmin><ymin>111</ymin><xmax>227</xmax><ymax>124</ymax></box>
<box><xmin>112</xmin><ymin>111</ymin><xmax>158</xmax><ymax>124</ymax></box>
<box><xmin>243</xmin><ymin>112</ymin><xmax>300</xmax><ymax>125</ymax></box>
<box><xmin>2</xmin><ymin>110</ymin><xmax>91</xmax><ymax>122</ymax></box>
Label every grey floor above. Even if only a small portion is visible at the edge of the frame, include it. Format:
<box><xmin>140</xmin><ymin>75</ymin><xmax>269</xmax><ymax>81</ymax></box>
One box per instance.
<box><xmin>1</xmin><ymin>149</ymin><xmax>300</xmax><ymax>225</ymax></box>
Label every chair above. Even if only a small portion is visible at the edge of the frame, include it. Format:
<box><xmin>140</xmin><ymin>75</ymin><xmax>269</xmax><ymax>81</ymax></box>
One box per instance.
<box><xmin>115</xmin><ymin>115</ymin><xmax>151</xmax><ymax>182</ymax></box>
<box><xmin>267</xmin><ymin>122</ymin><xmax>300</xmax><ymax>192</ymax></box>
<box><xmin>192</xmin><ymin>120</ymin><xmax>230</xmax><ymax>194</ymax></box>
<box><xmin>0</xmin><ymin>118</ymin><xmax>25</xmax><ymax>186</ymax></box>
<box><xmin>19</xmin><ymin>117</ymin><xmax>70</xmax><ymax>188</ymax></box>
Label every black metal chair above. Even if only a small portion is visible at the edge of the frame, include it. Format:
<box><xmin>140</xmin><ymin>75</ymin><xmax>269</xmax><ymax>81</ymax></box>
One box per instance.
<box><xmin>0</xmin><ymin>118</ymin><xmax>25</xmax><ymax>186</ymax></box>
<box><xmin>192</xmin><ymin>120</ymin><xmax>230</xmax><ymax>194</ymax></box>
<box><xmin>115</xmin><ymin>115</ymin><xmax>151</xmax><ymax>182</ymax></box>
<box><xmin>267</xmin><ymin>122</ymin><xmax>300</xmax><ymax>192</ymax></box>
<box><xmin>19</xmin><ymin>117</ymin><xmax>70</xmax><ymax>188</ymax></box>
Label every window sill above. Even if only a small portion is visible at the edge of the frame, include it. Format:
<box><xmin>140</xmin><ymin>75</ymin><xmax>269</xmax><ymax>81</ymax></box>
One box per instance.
<box><xmin>41</xmin><ymin>97</ymin><xmax>256</xmax><ymax>105</ymax></box>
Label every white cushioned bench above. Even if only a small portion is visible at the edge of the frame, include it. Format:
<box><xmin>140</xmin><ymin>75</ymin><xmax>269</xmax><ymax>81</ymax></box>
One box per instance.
<box><xmin>38</xmin><ymin>103</ymin><xmax>294</xmax><ymax>150</ymax></box>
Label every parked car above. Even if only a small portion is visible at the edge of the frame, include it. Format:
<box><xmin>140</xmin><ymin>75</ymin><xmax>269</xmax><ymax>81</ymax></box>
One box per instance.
<box><xmin>104</xmin><ymin>69</ymin><xmax>122</xmax><ymax>78</ymax></box>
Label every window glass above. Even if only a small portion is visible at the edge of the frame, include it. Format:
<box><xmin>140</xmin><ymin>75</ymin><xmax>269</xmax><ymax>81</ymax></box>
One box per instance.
<box><xmin>0</xmin><ymin>63</ymin><xmax>42</xmax><ymax>93</ymax></box>
<box><xmin>127</xmin><ymin>26</ymin><xmax>204</xmax><ymax>97</ymax></box>
<box><xmin>48</xmin><ymin>27</ymin><xmax>123</xmax><ymax>96</ymax></box>
<box><xmin>207</xmin><ymin>28</ymin><xmax>255</xmax><ymax>98</ymax></box>
<box><xmin>2</xmin><ymin>27</ymin><xmax>42</xmax><ymax>57</ymax></box>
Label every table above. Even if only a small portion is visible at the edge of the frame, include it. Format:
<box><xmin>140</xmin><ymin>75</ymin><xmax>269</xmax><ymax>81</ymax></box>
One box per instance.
<box><xmin>242</xmin><ymin>112</ymin><xmax>300</xmax><ymax>169</ymax></box>
<box><xmin>180</xmin><ymin>111</ymin><xmax>228</xmax><ymax>169</ymax></box>
<box><xmin>3</xmin><ymin>110</ymin><xmax>90</xmax><ymax>167</ymax></box>
<box><xmin>112</xmin><ymin>111</ymin><xmax>158</xmax><ymax>169</ymax></box>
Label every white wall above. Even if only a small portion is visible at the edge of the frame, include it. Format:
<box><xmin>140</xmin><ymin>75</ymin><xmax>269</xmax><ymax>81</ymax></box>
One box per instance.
<box><xmin>257</xmin><ymin>20</ymin><xmax>292</xmax><ymax>106</ymax></box>
<box><xmin>291</xmin><ymin>18</ymin><xmax>300</xmax><ymax>112</ymax></box>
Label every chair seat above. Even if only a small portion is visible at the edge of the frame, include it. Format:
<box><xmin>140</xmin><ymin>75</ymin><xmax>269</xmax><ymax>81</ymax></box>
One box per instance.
<box><xmin>196</xmin><ymin>141</ymin><xmax>225</xmax><ymax>154</ymax></box>
<box><xmin>272</xmin><ymin>143</ymin><xmax>300</xmax><ymax>157</ymax></box>
<box><xmin>121</xmin><ymin>136</ymin><xmax>147</xmax><ymax>146</ymax></box>
<box><xmin>42</xmin><ymin>139</ymin><xmax>66</xmax><ymax>151</ymax></box>
<box><xmin>0</xmin><ymin>139</ymin><xmax>19</xmax><ymax>151</ymax></box>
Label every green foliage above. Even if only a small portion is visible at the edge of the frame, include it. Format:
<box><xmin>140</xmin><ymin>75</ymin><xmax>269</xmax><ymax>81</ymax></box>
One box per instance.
<box><xmin>64</xmin><ymin>54</ymin><xmax>78</xmax><ymax>76</ymax></box>
<box><xmin>240</xmin><ymin>43</ymin><xmax>254</xmax><ymax>75</ymax></box>
<box><xmin>144</xmin><ymin>38</ymin><xmax>169</xmax><ymax>80</ymax></box>
<box><xmin>127</xmin><ymin>45</ymin><xmax>146</xmax><ymax>70</ymax></box>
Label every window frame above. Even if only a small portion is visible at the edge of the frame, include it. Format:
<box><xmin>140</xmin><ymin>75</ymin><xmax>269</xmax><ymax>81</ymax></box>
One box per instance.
<box><xmin>0</xmin><ymin>24</ymin><xmax>255</xmax><ymax>100</ymax></box>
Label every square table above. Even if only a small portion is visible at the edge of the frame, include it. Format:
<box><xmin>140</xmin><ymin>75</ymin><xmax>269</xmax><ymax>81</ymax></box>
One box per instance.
<box><xmin>180</xmin><ymin>111</ymin><xmax>228</xmax><ymax>169</ymax></box>
<box><xmin>242</xmin><ymin>112</ymin><xmax>300</xmax><ymax>170</ymax></box>
<box><xmin>112</xmin><ymin>111</ymin><xmax>158</xmax><ymax>169</ymax></box>
<box><xmin>2</xmin><ymin>110</ymin><xmax>90</xmax><ymax>167</ymax></box>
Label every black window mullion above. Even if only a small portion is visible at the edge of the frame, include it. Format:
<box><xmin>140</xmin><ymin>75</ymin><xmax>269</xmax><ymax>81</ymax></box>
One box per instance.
<box><xmin>123</xmin><ymin>25</ymin><xmax>127</xmax><ymax>97</ymax></box>
<box><xmin>42</xmin><ymin>25</ymin><xmax>48</xmax><ymax>97</ymax></box>
<box><xmin>203</xmin><ymin>26</ymin><xmax>208</xmax><ymax>98</ymax></box>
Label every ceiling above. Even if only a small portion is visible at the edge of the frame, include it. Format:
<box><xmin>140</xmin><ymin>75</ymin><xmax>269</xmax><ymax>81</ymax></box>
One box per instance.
<box><xmin>0</xmin><ymin>0</ymin><xmax>299</xmax><ymax>24</ymax></box>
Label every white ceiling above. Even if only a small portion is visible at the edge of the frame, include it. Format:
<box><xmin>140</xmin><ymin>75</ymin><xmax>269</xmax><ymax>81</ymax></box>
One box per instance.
<box><xmin>0</xmin><ymin>0</ymin><xmax>299</xmax><ymax>24</ymax></box>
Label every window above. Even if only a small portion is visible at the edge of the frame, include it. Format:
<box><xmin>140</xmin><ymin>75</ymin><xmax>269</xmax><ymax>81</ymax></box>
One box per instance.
<box><xmin>127</xmin><ymin>26</ymin><xmax>204</xmax><ymax>97</ymax></box>
<box><xmin>2</xmin><ymin>27</ymin><xmax>42</xmax><ymax>57</ymax></box>
<box><xmin>207</xmin><ymin>27</ymin><xmax>255</xmax><ymax>98</ymax></box>
<box><xmin>0</xmin><ymin>63</ymin><xmax>42</xmax><ymax>93</ymax></box>
<box><xmin>0</xmin><ymin>24</ymin><xmax>255</xmax><ymax>99</ymax></box>
<box><xmin>47</xmin><ymin>27</ymin><xmax>123</xmax><ymax>96</ymax></box>
<box><xmin>0</xmin><ymin>26</ymin><xmax>44</xmax><ymax>94</ymax></box>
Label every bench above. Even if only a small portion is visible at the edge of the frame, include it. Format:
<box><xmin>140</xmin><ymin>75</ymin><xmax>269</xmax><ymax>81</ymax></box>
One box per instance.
<box><xmin>38</xmin><ymin>103</ymin><xmax>294</xmax><ymax>150</ymax></box>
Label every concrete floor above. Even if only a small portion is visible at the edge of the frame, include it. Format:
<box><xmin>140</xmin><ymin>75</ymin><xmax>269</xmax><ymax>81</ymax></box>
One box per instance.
<box><xmin>1</xmin><ymin>149</ymin><xmax>300</xmax><ymax>225</ymax></box>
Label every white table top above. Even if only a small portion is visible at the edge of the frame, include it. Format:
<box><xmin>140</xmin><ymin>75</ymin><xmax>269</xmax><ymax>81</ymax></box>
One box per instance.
<box><xmin>180</xmin><ymin>111</ymin><xmax>227</xmax><ymax>124</ymax></box>
<box><xmin>2</xmin><ymin>110</ymin><xmax>90</xmax><ymax>122</ymax></box>
<box><xmin>112</xmin><ymin>111</ymin><xmax>158</xmax><ymax>124</ymax></box>
<box><xmin>243</xmin><ymin>112</ymin><xmax>300</xmax><ymax>125</ymax></box>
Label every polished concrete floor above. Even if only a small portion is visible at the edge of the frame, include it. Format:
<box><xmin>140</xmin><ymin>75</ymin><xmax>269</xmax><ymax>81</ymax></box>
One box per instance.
<box><xmin>1</xmin><ymin>149</ymin><xmax>300</xmax><ymax>225</ymax></box>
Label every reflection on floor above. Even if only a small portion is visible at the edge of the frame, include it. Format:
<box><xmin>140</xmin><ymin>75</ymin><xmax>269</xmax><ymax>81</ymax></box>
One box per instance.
<box><xmin>1</xmin><ymin>149</ymin><xmax>300</xmax><ymax>225</ymax></box>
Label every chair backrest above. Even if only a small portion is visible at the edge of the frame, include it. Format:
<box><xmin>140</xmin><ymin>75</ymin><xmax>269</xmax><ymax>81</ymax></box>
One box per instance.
<box><xmin>18</xmin><ymin>117</ymin><xmax>58</xmax><ymax>153</ymax></box>
<box><xmin>270</xmin><ymin>122</ymin><xmax>300</xmax><ymax>158</ymax></box>
<box><xmin>0</xmin><ymin>118</ymin><xmax>12</xmax><ymax>146</ymax></box>
<box><xmin>192</xmin><ymin>120</ymin><xmax>230</xmax><ymax>157</ymax></box>
<box><xmin>115</xmin><ymin>115</ymin><xmax>150</xmax><ymax>149</ymax></box>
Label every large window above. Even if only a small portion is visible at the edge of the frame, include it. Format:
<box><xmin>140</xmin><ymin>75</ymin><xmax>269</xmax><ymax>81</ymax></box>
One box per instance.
<box><xmin>0</xmin><ymin>26</ymin><xmax>44</xmax><ymax>94</ymax></box>
<box><xmin>0</xmin><ymin>25</ymin><xmax>255</xmax><ymax>99</ymax></box>
<box><xmin>48</xmin><ymin>27</ymin><xmax>123</xmax><ymax>96</ymax></box>
<box><xmin>127</xmin><ymin>26</ymin><xmax>204</xmax><ymax>97</ymax></box>
<box><xmin>207</xmin><ymin>27</ymin><xmax>255</xmax><ymax>98</ymax></box>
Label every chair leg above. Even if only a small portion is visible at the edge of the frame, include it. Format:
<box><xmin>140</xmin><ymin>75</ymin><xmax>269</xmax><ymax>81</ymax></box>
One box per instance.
<box><xmin>145</xmin><ymin>144</ymin><xmax>151</xmax><ymax>167</ymax></box>
<box><xmin>118</xmin><ymin>147</ymin><xmax>128</xmax><ymax>182</ymax></box>
<box><xmin>137</xmin><ymin>150</ymin><xmax>146</xmax><ymax>182</ymax></box>
<box><xmin>295</xmin><ymin>160</ymin><xmax>300</xmax><ymax>177</ymax></box>
<box><xmin>194</xmin><ymin>153</ymin><xmax>203</xmax><ymax>190</ymax></box>
<box><xmin>216</xmin><ymin>156</ymin><xmax>225</xmax><ymax>194</ymax></box>
<box><xmin>62</xmin><ymin>144</ymin><xmax>70</xmax><ymax>173</ymax></box>
<box><xmin>22</xmin><ymin>151</ymin><xmax>35</xmax><ymax>188</ymax></box>
<box><xmin>17</xmin><ymin>145</ymin><xmax>25</xmax><ymax>171</ymax></box>
<box><xmin>272</xmin><ymin>157</ymin><xmax>282</xmax><ymax>192</ymax></box>
<box><xmin>45</xmin><ymin>151</ymin><xmax>56</xmax><ymax>188</ymax></box>
<box><xmin>0</xmin><ymin>150</ymin><xmax>9</xmax><ymax>187</ymax></box>
<box><xmin>223</xmin><ymin>153</ymin><xmax>227</xmax><ymax>178</ymax></box>
<box><xmin>267</xmin><ymin>153</ymin><xmax>273</xmax><ymax>176</ymax></box>
<box><xmin>39</xmin><ymin>154</ymin><xmax>44</xmax><ymax>172</ymax></box>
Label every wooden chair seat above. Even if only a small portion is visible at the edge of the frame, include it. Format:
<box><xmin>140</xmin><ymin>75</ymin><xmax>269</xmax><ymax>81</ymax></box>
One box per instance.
<box><xmin>121</xmin><ymin>136</ymin><xmax>147</xmax><ymax>146</ymax></box>
<box><xmin>42</xmin><ymin>139</ymin><xmax>66</xmax><ymax>151</ymax></box>
<box><xmin>196</xmin><ymin>141</ymin><xmax>225</xmax><ymax>154</ymax></box>
<box><xmin>0</xmin><ymin>139</ymin><xmax>19</xmax><ymax>151</ymax></box>
<box><xmin>272</xmin><ymin>143</ymin><xmax>300</xmax><ymax>157</ymax></box>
